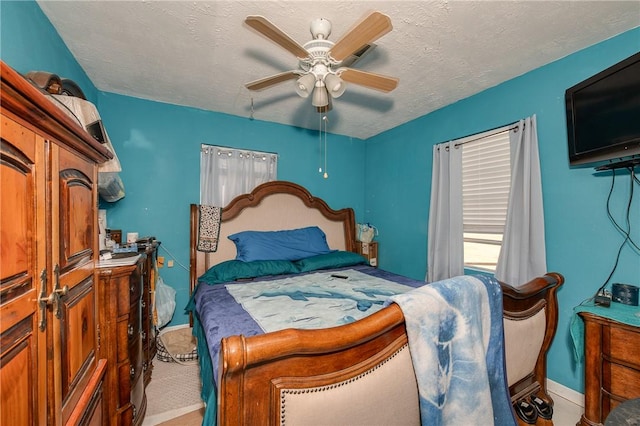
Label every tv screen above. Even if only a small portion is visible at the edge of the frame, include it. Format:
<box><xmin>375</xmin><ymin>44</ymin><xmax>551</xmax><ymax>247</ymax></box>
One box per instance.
<box><xmin>565</xmin><ymin>51</ymin><xmax>640</xmax><ymax>168</ymax></box>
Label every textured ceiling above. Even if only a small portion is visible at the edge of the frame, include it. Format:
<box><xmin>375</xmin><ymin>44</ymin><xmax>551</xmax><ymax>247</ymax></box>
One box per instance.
<box><xmin>37</xmin><ymin>1</ymin><xmax>640</xmax><ymax>140</ymax></box>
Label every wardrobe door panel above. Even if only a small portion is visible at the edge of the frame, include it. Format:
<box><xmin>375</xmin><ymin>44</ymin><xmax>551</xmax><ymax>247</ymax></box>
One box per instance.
<box><xmin>52</xmin><ymin>145</ymin><xmax>100</xmax><ymax>424</ymax></box>
<box><xmin>0</xmin><ymin>116</ymin><xmax>47</xmax><ymax>425</ymax></box>
<box><xmin>57</xmin><ymin>148</ymin><xmax>94</xmax><ymax>272</ymax></box>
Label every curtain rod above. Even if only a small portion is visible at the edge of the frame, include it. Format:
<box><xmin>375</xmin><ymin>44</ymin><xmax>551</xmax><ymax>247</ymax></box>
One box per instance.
<box><xmin>436</xmin><ymin>120</ymin><xmax>521</xmax><ymax>150</ymax></box>
<box><xmin>201</xmin><ymin>143</ymin><xmax>277</xmax><ymax>156</ymax></box>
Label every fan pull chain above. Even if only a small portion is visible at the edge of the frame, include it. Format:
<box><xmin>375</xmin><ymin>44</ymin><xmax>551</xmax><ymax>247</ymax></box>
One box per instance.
<box><xmin>323</xmin><ymin>115</ymin><xmax>328</xmax><ymax>179</ymax></box>
<box><xmin>318</xmin><ymin>113</ymin><xmax>323</xmax><ymax>173</ymax></box>
<box><xmin>250</xmin><ymin>98</ymin><xmax>255</xmax><ymax>120</ymax></box>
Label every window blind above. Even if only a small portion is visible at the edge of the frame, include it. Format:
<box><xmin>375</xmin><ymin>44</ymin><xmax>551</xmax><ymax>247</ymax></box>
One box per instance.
<box><xmin>462</xmin><ymin>130</ymin><xmax>511</xmax><ymax>234</ymax></box>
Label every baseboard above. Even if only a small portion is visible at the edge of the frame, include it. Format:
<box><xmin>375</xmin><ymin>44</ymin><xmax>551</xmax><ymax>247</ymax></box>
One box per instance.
<box><xmin>547</xmin><ymin>379</ymin><xmax>584</xmax><ymax>407</ymax></box>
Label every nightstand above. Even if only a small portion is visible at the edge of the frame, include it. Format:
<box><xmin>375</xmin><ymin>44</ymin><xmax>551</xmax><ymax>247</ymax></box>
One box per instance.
<box><xmin>355</xmin><ymin>241</ymin><xmax>378</xmax><ymax>267</ymax></box>
<box><xmin>577</xmin><ymin>307</ymin><xmax>640</xmax><ymax>425</ymax></box>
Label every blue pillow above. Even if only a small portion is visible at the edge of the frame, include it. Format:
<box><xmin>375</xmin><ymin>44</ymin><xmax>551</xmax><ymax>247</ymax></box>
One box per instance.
<box><xmin>295</xmin><ymin>251</ymin><xmax>368</xmax><ymax>272</ymax></box>
<box><xmin>198</xmin><ymin>259</ymin><xmax>299</xmax><ymax>285</ymax></box>
<box><xmin>228</xmin><ymin>226</ymin><xmax>333</xmax><ymax>262</ymax></box>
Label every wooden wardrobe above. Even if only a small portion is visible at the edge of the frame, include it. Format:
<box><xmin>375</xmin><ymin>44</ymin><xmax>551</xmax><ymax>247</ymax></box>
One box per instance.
<box><xmin>1</xmin><ymin>61</ymin><xmax>112</xmax><ymax>425</ymax></box>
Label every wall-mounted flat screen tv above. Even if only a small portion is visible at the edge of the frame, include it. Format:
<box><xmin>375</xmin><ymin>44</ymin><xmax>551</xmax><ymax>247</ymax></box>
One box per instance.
<box><xmin>565</xmin><ymin>51</ymin><xmax>640</xmax><ymax>169</ymax></box>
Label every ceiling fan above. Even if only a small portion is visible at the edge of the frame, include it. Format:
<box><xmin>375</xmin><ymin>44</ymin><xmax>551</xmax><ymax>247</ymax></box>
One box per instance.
<box><xmin>244</xmin><ymin>11</ymin><xmax>399</xmax><ymax>113</ymax></box>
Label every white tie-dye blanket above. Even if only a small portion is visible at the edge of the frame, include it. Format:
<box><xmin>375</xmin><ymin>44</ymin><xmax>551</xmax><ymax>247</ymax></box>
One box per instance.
<box><xmin>388</xmin><ymin>275</ymin><xmax>516</xmax><ymax>426</ymax></box>
<box><xmin>225</xmin><ymin>269</ymin><xmax>414</xmax><ymax>332</ymax></box>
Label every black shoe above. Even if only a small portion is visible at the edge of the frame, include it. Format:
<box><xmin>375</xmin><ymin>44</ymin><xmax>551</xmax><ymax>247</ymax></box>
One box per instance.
<box><xmin>530</xmin><ymin>395</ymin><xmax>553</xmax><ymax>420</ymax></box>
<box><xmin>514</xmin><ymin>399</ymin><xmax>538</xmax><ymax>424</ymax></box>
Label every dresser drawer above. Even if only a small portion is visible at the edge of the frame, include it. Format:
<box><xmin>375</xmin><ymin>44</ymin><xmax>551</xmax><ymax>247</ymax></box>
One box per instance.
<box><xmin>117</xmin><ymin>362</ymin><xmax>132</xmax><ymax>407</ymax></box>
<box><xmin>131</xmin><ymin>373</ymin><xmax>145</xmax><ymax>422</ymax></box>
<box><xmin>141</xmin><ymin>292</ymin><xmax>150</xmax><ymax>319</ymax></box>
<box><xmin>129</xmin><ymin>265</ymin><xmax>143</xmax><ymax>306</ymax></box>
<box><xmin>605</xmin><ymin>362</ymin><xmax>640</xmax><ymax>399</ymax></box>
<box><xmin>129</xmin><ymin>336</ymin><xmax>143</xmax><ymax>379</ymax></box>
<box><xmin>608</xmin><ymin>326</ymin><xmax>640</xmax><ymax>367</ymax></box>
<box><xmin>116</xmin><ymin>277</ymin><xmax>131</xmax><ymax>317</ymax></box>
<box><xmin>116</xmin><ymin>319</ymin><xmax>129</xmax><ymax>363</ymax></box>
<box><xmin>117</xmin><ymin>404</ymin><xmax>134</xmax><ymax>426</ymax></box>
<box><xmin>128</xmin><ymin>305</ymin><xmax>141</xmax><ymax>346</ymax></box>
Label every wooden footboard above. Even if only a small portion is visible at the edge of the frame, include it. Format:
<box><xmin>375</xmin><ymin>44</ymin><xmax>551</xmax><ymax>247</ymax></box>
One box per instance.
<box><xmin>500</xmin><ymin>272</ymin><xmax>565</xmax><ymax>403</ymax></box>
<box><xmin>218</xmin><ymin>304</ymin><xmax>416</xmax><ymax>426</ymax></box>
<box><xmin>217</xmin><ymin>273</ymin><xmax>564</xmax><ymax>425</ymax></box>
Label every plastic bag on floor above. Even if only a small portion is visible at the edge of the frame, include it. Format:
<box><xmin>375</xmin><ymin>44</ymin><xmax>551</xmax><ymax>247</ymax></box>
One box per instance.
<box><xmin>155</xmin><ymin>276</ymin><xmax>176</xmax><ymax>328</ymax></box>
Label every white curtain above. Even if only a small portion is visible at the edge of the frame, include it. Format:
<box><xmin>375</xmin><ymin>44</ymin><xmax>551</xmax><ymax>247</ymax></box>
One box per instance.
<box><xmin>426</xmin><ymin>142</ymin><xmax>464</xmax><ymax>282</ymax></box>
<box><xmin>200</xmin><ymin>145</ymin><xmax>278</xmax><ymax>207</ymax></box>
<box><xmin>495</xmin><ymin>115</ymin><xmax>547</xmax><ymax>285</ymax></box>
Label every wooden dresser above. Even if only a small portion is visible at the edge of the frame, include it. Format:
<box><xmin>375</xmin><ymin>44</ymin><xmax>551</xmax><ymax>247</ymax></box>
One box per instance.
<box><xmin>140</xmin><ymin>243</ymin><xmax>160</xmax><ymax>386</ymax></box>
<box><xmin>97</xmin><ymin>243</ymin><xmax>159</xmax><ymax>426</ymax></box>
<box><xmin>1</xmin><ymin>61</ymin><xmax>111</xmax><ymax>424</ymax></box>
<box><xmin>579</xmin><ymin>311</ymin><xmax>640</xmax><ymax>426</ymax></box>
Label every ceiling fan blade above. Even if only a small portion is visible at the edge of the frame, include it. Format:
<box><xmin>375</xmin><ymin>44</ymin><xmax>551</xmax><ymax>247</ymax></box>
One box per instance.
<box><xmin>245</xmin><ymin>16</ymin><xmax>309</xmax><ymax>59</ymax></box>
<box><xmin>329</xmin><ymin>11</ymin><xmax>392</xmax><ymax>63</ymax></box>
<box><xmin>339</xmin><ymin>68</ymin><xmax>399</xmax><ymax>93</ymax></box>
<box><xmin>245</xmin><ymin>71</ymin><xmax>300</xmax><ymax>91</ymax></box>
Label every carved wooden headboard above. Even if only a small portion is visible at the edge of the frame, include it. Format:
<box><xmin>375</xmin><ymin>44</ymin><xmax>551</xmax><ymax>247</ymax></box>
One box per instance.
<box><xmin>189</xmin><ymin>181</ymin><xmax>356</xmax><ymax>300</ymax></box>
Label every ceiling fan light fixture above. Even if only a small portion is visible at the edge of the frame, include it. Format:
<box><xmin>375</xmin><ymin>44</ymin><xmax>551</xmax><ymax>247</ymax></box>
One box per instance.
<box><xmin>295</xmin><ymin>73</ymin><xmax>316</xmax><ymax>98</ymax></box>
<box><xmin>324</xmin><ymin>73</ymin><xmax>346</xmax><ymax>98</ymax></box>
<box><xmin>312</xmin><ymin>83</ymin><xmax>329</xmax><ymax>107</ymax></box>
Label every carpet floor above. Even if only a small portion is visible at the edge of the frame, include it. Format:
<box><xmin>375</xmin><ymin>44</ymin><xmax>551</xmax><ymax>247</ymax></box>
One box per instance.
<box><xmin>142</xmin><ymin>357</ymin><xmax>204</xmax><ymax>426</ymax></box>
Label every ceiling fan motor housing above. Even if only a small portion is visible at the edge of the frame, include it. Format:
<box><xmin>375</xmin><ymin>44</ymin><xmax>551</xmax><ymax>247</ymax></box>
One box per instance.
<box><xmin>310</xmin><ymin>18</ymin><xmax>332</xmax><ymax>40</ymax></box>
<box><xmin>298</xmin><ymin>37</ymin><xmax>344</xmax><ymax>101</ymax></box>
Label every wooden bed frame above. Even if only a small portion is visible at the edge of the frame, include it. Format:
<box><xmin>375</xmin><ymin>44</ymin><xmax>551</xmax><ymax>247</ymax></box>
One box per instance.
<box><xmin>189</xmin><ymin>180</ymin><xmax>564</xmax><ymax>425</ymax></box>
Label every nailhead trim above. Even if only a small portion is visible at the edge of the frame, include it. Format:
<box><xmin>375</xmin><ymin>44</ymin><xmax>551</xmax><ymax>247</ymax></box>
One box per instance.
<box><xmin>280</xmin><ymin>344</ymin><xmax>408</xmax><ymax>425</ymax></box>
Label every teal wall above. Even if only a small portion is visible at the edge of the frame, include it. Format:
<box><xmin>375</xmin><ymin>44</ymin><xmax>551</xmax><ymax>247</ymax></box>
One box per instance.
<box><xmin>365</xmin><ymin>28</ymin><xmax>640</xmax><ymax>393</ymax></box>
<box><xmin>0</xmin><ymin>1</ymin><xmax>98</xmax><ymax>102</ymax></box>
<box><xmin>2</xmin><ymin>0</ymin><xmax>639</xmax><ymax>395</ymax></box>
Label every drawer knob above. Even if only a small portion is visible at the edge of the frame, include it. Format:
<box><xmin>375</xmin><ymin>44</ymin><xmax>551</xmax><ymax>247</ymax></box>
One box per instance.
<box><xmin>130</xmin><ymin>365</ymin><xmax>135</xmax><ymax>380</ymax></box>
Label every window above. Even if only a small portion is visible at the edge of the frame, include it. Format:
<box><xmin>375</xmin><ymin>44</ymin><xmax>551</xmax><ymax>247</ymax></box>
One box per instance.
<box><xmin>200</xmin><ymin>145</ymin><xmax>278</xmax><ymax>207</ymax></box>
<box><xmin>461</xmin><ymin>129</ymin><xmax>511</xmax><ymax>271</ymax></box>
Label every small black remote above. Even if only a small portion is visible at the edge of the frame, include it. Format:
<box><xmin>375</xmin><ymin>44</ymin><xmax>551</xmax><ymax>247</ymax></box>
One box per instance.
<box><xmin>331</xmin><ymin>274</ymin><xmax>348</xmax><ymax>279</ymax></box>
